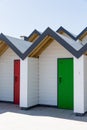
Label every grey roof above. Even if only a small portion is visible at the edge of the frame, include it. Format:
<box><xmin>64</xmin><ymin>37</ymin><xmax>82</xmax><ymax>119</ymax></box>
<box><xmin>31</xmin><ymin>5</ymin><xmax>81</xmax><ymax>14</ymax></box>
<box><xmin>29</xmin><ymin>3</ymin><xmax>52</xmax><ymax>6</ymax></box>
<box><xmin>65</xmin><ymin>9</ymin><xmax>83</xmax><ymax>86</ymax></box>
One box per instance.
<box><xmin>57</xmin><ymin>26</ymin><xmax>87</xmax><ymax>40</ymax></box>
<box><xmin>6</xmin><ymin>35</ymin><xmax>32</xmax><ymax>53</ymax></box>
<box><xmin>0</xmin><ymin>26</ymin><xmax>87</xmax><ymax>59</ymax></box>
<box><xmin>57</xmin><ymin>26</ymin><xmax>76</xmax><ymax>40</ymax></box>
<box><xmin>23</xmin><ymin>27</ymin><xmax>87</xmax><ymax>59</ymax></box>
<box><xmin>57</xmin><ymin>33</ymin><xmax>83</xmax><ymax>51</ymax></box>
<box><xmin>69</xmin><ymin>32</ymin><xmax>77</xmax><ymax>37</ymax></box>
<box><xmin>0</xmin><ymin>33</ymin><xmax>32</xmax><ymax>59</ymax></box>
<box><xmin>24</xmin><ymin>29</ymin><xmax>41</xmax><ymax>41</ymax></box>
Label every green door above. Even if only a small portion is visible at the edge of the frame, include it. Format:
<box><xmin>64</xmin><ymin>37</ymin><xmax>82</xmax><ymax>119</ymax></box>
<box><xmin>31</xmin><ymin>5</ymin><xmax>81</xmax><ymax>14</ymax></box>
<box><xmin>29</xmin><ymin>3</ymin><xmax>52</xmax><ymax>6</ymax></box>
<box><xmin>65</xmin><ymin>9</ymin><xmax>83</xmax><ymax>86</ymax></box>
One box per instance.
<box><xmin>58</xmin><ymin>58</ymin><xmax>73</xmax><ymax>110</ymax></box>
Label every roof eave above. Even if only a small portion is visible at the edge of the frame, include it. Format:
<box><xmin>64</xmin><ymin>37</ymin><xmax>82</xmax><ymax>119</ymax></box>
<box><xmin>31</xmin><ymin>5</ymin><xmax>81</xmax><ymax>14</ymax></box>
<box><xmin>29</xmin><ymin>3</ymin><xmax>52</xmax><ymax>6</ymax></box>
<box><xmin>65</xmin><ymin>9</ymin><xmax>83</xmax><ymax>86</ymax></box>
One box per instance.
<box><xmin>24</xmin><ymin>29</ymin><xmax>41</xmax><ymax>42</ymax></box>
<box><xmin>57</xmin><ymin>26</ymin><xmax>76</xmax><ymax>40</ymax></box>
<box><xmin>0</xmin><ymin>33</ymin><xmax>24</xmax><ymax>59</ymax></box>
<box><xmin>23</xmin><ymin>27</ymin><xmax>82</xmax><ymax>59</ymax></box>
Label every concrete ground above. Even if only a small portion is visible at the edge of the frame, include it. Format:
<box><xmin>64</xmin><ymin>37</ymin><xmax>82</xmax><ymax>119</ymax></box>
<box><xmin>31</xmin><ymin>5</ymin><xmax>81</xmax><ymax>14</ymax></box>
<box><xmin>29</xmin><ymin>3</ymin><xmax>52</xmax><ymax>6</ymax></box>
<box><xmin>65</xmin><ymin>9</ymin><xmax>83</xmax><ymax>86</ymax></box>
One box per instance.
<box><xmin>0</xmin><ymin>103</ymin><xmax>87</xmax><ymax>130</ymax></box>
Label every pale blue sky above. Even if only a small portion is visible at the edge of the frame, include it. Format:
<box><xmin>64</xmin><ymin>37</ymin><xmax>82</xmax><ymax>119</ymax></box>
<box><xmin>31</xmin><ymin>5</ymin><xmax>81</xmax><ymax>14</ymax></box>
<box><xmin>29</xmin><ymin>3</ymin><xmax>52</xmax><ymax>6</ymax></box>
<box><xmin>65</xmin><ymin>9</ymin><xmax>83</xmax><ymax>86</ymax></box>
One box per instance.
<box><xmin>0</xmin><ymin>0</ymin><xmax>87</xmax><ymax>38</ymax></box>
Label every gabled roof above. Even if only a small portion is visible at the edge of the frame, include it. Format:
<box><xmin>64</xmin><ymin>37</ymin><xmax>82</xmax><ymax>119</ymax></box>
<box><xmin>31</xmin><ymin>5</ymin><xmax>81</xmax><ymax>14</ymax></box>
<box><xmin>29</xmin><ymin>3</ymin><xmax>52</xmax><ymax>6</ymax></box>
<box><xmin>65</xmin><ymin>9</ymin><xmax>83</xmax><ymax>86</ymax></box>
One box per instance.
<box><xmin>0</xmin><ymin>26</ymin><xmax>87</xmax><ymax>60</ymax></box>
<box><xmin>23</xmin><ymin>27</ymin><xmax>85</xmax><ymax>59</ymax></box>
<box><xmin>58</xmin><ymin>33</ymin><xmax>83</xmax><ymax>50</ymax></box>
<box><xmin>24</xmin><ymin>29</ymin><xmax>41</xmax><ymax>42</ymax></box>
<box><xmin>0</xmin><ymin>33</ymin><xmax>32</xmax><ymax>59</ymax></box>
<box><xmin>76</xmin><ymin>27</ymin><xmax>87</xmax><ymax>40</ymax></box>
<box><xmin>57</xmin><ymin>26</ymin><xmax>87</xmax><ymax>40</ymax></box>
<box><xmin>57</xmin><ymin>26</ymin><xmax>76</xmax><ymax>40</ymax></box>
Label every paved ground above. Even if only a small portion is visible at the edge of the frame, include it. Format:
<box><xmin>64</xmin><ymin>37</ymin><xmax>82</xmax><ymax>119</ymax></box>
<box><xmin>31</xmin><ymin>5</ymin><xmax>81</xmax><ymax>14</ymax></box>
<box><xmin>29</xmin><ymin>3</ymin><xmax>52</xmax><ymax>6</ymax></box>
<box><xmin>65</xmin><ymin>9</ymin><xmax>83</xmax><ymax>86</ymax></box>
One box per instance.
<box><xmin>0</xmin><ymin>103</ymin><xmax>87</xmax><ymax>130</ymax></box>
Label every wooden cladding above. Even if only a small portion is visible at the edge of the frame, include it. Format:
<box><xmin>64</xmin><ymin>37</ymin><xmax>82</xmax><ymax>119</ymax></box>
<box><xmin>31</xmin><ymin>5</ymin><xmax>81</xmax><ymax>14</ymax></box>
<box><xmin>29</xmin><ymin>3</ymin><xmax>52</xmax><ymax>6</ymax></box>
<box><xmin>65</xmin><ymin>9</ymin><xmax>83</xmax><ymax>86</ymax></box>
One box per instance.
<box><xmin>29</xmin><ymin>36</ymin><xmax>53</xmax><ymax>58</ymax></box>
<box><xmin>79</xmin><ymin>32</ymin><xmax>87</xmax><ymax>40</ymax></box>
<box><xmin>0</xmin><ymin>40</ymin><xmax>9</xmax><ymax>56</ymax></box>
<box><xmin>28</xmin><ymin>34</ymin><xmax>39</xmax><ymax>43</ymax></box>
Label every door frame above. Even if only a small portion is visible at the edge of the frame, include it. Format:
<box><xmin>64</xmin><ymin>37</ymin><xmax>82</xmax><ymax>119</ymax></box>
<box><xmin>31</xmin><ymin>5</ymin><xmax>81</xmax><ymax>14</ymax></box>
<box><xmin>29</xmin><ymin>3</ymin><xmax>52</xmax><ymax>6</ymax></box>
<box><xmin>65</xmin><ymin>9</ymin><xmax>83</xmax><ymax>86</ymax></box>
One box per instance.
<box><xmin>57</xmin><ymin>58</ymin><xmax>74</xmax><ymax>109</ymax></box>
<box><xmin>14</xmin><ymin>59</ymin><xmax>20</xmax><ymax>105</ymax></box>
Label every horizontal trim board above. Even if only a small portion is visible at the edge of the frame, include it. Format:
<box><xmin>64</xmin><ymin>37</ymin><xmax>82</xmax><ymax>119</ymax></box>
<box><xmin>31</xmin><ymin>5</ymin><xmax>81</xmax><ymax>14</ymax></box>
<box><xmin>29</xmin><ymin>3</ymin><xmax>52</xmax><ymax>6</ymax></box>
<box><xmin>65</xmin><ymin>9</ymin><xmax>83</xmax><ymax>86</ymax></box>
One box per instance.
<box><xmin>38</xmin><ymin>104</ymin><xmax>57</xmax><ymax>108</ymax></box>
<box><xmin>75</xmin><ymin>112</ymin><xmax>86</xmax><ymax>116</ymax></box>
<box><xmin>20</xmin><ymin>104</ymin><xmax>57</xmax><ymax>110</ymax></box>
<box><xmin>20</xmin><ymin>105</ymin><xmax>39</xmax><ymax>110</ymax></box>
<box><xmin>0</xmin><ymin>101</ymin><xmax>14</xmax><ymax>104</ymax></box>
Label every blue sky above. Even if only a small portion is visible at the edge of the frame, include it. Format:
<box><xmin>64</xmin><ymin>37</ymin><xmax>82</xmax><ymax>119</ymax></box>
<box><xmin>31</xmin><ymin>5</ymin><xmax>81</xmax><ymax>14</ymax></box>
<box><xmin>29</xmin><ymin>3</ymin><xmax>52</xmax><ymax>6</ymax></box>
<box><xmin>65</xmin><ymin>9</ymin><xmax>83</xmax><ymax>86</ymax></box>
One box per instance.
<box><xmin>0</xmin><ymin>0</ymin><xmax>87</xmax><ymax>38</ymax></box>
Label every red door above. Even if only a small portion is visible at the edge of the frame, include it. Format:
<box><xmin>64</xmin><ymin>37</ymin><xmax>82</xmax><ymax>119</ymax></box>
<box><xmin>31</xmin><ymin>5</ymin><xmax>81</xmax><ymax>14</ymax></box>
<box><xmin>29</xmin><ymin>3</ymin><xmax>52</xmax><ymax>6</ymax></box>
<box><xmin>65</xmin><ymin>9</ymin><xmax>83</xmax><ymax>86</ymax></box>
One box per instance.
<box><xmin>14</xmin><ymin>60</ymin><xmax>20</xmax><ymax>105</ymax></box>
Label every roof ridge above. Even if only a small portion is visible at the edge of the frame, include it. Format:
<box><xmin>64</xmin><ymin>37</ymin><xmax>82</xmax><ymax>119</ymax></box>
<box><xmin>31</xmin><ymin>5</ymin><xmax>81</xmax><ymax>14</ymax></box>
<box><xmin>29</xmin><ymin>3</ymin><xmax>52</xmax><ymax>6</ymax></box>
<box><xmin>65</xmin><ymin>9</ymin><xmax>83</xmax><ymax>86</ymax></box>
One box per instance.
<box><xmin>24</xmin><ymin>29</ymin><xmax>41</xmax><ymax>41</ymax></box>
<box><xmin>1</xmin><ymin>27</ymin><xmax>87</xmax><ymax>59</ymax></box>
<box><xmin>57</xmin><ymin>26</ymin><xmax>87</xmax><ymax>40</ymax></box>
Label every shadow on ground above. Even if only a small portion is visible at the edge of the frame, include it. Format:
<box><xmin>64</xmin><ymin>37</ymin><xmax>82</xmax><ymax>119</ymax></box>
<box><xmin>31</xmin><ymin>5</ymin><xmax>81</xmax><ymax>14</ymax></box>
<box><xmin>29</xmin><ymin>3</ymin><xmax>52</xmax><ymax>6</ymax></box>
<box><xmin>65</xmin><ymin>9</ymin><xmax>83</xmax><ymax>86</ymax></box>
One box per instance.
<box><xmin>0</xmin><ymin>102</ymin><xmax>87</xmax><ymax>122</ymax></box>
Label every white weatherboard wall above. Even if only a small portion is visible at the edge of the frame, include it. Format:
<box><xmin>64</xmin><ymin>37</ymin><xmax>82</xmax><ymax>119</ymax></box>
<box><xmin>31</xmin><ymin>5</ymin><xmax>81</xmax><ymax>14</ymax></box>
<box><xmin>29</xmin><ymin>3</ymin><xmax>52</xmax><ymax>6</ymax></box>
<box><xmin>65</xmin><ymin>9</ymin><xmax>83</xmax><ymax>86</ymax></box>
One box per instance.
<box><xmin>20</xmin><ymin>57</ymin><xmax>28</xmax><ymax>107</ymax></box>
<box><xmin>0</xmin><ymin>48</ymin><xmax>19</xmax><ymax>101</ymax></box>
<box><xmin>39</xmin><ymin>40</ymin><xmax>73</xmax><ymax>106</ymax></box>
<box><xmin>84</xmin><ymin>55</ymin><xmax>87</xmax><ymax>112</ymax></box>
<box><xmin>20</xmin><ymin>57</ymin><xmax>39</xmax><ymax>108</ymax></box>
<box><xmin>28</xmin><ymin>58</ymin><xmax>39</xmax><ymax>107</ymax></box>
<box><xmin>74</xmin><ymin>56</ymin><xmax>84</xmax><ymax>114</ymax></box>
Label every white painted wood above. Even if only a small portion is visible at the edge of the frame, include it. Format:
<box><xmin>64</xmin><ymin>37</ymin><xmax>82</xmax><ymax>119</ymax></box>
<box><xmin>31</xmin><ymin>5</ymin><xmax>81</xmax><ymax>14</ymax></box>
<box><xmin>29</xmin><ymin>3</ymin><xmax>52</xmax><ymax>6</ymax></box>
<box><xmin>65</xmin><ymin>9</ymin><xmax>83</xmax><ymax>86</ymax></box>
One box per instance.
<box><xmin>84</xmin><ymin>55</ymin><xmax>87</xmax><ymax>112</ymax></box>
<box><xmin>20</xmin><ymin>57</ymin><xmax>39</xmax><ymax>108</ymax></box>
<box><xmin>20</xmin><ymin>57</ymin><xmax>28</xmax><ymax>107</ymax></box>
<box><xmin>28</xmin><ymin>58</ymin><xmax>39</xmax><ymax>107</ymax></box>
<box><xmin>0</xmin><ymin>48</ymin><xmax>19</xmax><ymax>101</ymax></box>
<box><xmin>39</xmin><ymin>40</ymin><xmax>73</xmax><ymax>106</ymax></box>
<box><xmin>74</xmin><ymin>56</ymin><xmax>84</xmax><ymax>114</ymax></box>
